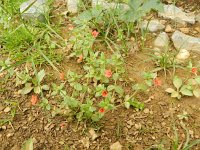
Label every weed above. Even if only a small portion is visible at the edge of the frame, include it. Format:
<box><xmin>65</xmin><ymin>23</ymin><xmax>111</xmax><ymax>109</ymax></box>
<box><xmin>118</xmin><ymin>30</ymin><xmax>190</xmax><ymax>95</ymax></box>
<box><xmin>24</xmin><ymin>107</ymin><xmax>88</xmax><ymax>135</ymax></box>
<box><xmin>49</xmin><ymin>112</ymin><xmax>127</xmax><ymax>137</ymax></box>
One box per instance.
<box><xmin>166</xmin><ymin>75</ymin><xmax>200</xmax><ymax>99</ymax></box>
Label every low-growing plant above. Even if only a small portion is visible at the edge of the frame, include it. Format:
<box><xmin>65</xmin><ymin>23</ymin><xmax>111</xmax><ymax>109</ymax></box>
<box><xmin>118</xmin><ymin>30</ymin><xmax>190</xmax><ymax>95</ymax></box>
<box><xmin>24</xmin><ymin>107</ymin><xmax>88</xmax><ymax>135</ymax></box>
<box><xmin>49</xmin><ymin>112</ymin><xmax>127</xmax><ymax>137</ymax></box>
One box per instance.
<box><xmin>17</xmin><ymin>69</ymin><xmax>49</xmax><ymax>95</ymax></box>
<box><xmin>166</xmin><ymin>76</ymin><xmax>200</xmax><ymax>99</ymax></box>
<box><xmin>142</xmin><ymin>71</ymin><xmax>157</xmax><ymax>86</ymax></box>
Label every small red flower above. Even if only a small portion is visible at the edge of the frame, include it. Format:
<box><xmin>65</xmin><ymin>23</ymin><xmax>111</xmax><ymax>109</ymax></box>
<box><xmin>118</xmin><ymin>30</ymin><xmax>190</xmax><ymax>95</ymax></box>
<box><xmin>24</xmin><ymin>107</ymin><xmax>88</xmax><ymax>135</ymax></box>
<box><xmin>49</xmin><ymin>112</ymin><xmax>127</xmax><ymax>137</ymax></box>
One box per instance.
<box><xmin>99</xmin><ymin>108</ymin><xmax>105</xmax><ymax>113</ymax></box>
<box><xmin>60</xmin><ymin>72</ymin><xmax>65</xmax><ymax>81</ymax></box>
<box><xmin>68</xmin><ymin>25</ymin><xmax>74</xmax><ymax>31</ymax></box>
<box><xmin>31</xmin><ymin>95</ymin><xmax>38</xmax><ymax>105</ymax></box>
<box><xmin>105</xmin><ymin>70</ymin><xmax>112</xmax><ymax>78</ymax></box>
<box><xmin>102</xmin><ymin>90</ymin><xmax>108</xmax><ymax>97</ymax></box>
<box><xmin>92</xmin><ymin>30</ymin><xmax>99</xmax><ymax>38</ymax></box>
<box><xmin>77</xmin><ymin>55</ymin><xmax>83</xmax><ymax>63</ymax></box>
<box><xmin>153</xmin><ymin>78</ymin><xmax>162</xmax><ymax>86</ymax></box>
<box><xmin>191</xmin><ymin>67</ymin><xmax>198</xmax><ymax>75</ymax></box>
<box><xmin>60</xmin><ymin>122</ymin><xmax>65</xmax><ymax>129</ymax></box>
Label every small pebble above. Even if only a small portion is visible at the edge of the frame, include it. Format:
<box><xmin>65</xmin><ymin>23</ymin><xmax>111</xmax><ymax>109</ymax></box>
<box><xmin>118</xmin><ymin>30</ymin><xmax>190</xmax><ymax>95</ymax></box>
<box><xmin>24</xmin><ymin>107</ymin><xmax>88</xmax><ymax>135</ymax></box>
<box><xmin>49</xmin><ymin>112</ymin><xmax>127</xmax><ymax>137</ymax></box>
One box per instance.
<box><xmin>1</xmin><ymin>126</ymin><xmax>6</xmax><ymax>130</ymax></box>
<box><xmin>7</xmin><ymin>133</ymin><xmax>14</xmax><ymax>138</ymax></box>
<box><xmin>4</xmin><ymin>107</ymin><xmax>11</xmax><ymax>113</ymax></box>
<box><xmin>144</xmin><ymin>108</ymin><xmax>150</xmax><ymax>114</ymax></box>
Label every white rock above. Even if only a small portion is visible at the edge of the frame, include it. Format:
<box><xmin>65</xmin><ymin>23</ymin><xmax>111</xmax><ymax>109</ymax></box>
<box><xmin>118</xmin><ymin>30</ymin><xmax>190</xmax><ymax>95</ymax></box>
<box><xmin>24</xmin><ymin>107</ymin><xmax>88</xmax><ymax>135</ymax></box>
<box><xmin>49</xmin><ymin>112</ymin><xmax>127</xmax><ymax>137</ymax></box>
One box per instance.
<box><xmin>140</xmin><ymin>20</ymin><xmax>165</xmax><ymax>32</ymax></box>
<box><xmin>196</xmin><ymin>13</ymin><xmax>200</xmax><ymax>22</ymax></box>
<box><xmin>159</xmin><ymin>5</ymin><xmax>195</xmax><ymax>24</ymax></box>
<box><xmin>92</xmin><ymin>0</ymin><xmax>128</xmax><ymax>10</ymax></box>
<box><xmin>172</xmin><ymin>31</ymin><xmax>200</xmax><ymax>53</ymax></box>
<box><xmin>67</xmin><ymin>0</ymin><xmax>78</xmax><ymax>13</ymax></box>
<box><xmin>176</xmin><ymin>49</ymin><xmax>190</xmax><ymax>62</ymax></box>
<box><xmin>154</xmin><ymin>32</ymin><xmax>169</xmax><ymax>49</ymax></box>
<box><xmin>20</xmin><ymin>0</ymin><xmax>48</xmax><ymax>20</ymax></box>
<box><xmin>110</xmin><ymin>141</ymin><xmax>122</xmax><ymax>150</ymax></box>
<box><xmin>4</xmin><ymin>107</ymin><xmax>11</xmax><ymax>113</ymax></box>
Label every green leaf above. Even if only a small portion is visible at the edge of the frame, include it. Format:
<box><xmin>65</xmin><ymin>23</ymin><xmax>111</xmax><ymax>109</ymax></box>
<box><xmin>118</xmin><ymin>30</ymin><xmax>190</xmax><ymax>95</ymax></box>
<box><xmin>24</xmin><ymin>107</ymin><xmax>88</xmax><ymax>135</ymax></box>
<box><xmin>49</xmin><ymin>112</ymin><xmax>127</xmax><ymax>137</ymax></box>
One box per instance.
<box><xmin>165</xmin><ymin>88</ymin><xmax>175</xmax><ymax>93</ymax></box>
<box><xmin>113</xmin><ymin>73</ymin><xmax>119</xmax><ymax>81</ymax></box>
<box><xmin>37</xmin><ymin>69</ymin><xmax>45</xmax><ymax>83</ymax></box>
<box><xmin>173</xmin><ymin>76</ymin><xmax>182</xmax><ymax>90</ymax></box>
<box><xmin>74</xmin><ymin>83</ymin><xmax>82</xmax><ymax>91</ymax></box>
<box><xmin>195</xmin><ymin>76</ymin><xmax>200</xmax><ymax>84</ymax></box>
<box><xmin>171</xmin><ymin>91</ymin><xmax>180</xmax><ymax>98</ymax></box>
<box><xmin>34</xmin><ymin>86</ymin><xmax>41</xmax><ymax>94</ymax></box>
<box><xmin>193</xmin><ymin>89</ymin><xmax>200</xmax><ymax>98</ymax></box>
<box><xmin>22</xmin><ymin>138</ymin><xmax>33</xmax><ymax>150</ymax></box>
<box><xmin>180</xmin><ymin>86</ymin><xmax>193</xmax><ymax>96</ymax></box>
<box><xmin>20</xmin><ymin>83</ymin><xmax>33</xmax><ymax>95</ymax></box>
<box><xmin>115</xmin><ymin>86</ymin><xmax>124</xmax><ymax>96</ymax></box>
<box><xmin>124</xmin><ymin>102</ymin><xmax>130</xmax><ymax>109</ymax></box>
<box><xmin>41</xmin><ymin>85</ymin><xmax>49</xmax><ymax>90</ymax></box>
<box><xmin>107</xmin><ymin>85</ymin><xmax>115</xmax><ymax>91</ymax></box>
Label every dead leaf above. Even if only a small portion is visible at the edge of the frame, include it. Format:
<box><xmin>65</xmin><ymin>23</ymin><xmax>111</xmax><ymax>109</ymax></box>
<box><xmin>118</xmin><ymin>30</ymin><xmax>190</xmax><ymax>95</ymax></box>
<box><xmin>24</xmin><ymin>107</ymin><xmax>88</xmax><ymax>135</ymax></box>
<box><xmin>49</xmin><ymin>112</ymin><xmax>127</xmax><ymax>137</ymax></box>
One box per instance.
<box><xmin>89</xmin><ymin>128</ymin><xmax>98</xmax><ymax>140</ymax></box>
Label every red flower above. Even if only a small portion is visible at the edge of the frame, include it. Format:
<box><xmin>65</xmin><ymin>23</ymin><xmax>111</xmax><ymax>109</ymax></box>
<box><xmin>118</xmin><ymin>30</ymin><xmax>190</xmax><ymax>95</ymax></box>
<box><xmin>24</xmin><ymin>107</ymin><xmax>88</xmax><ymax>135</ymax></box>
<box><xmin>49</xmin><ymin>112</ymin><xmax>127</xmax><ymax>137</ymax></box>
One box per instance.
<box><xmin>105</xmin><ymin>70</ymin><xmax>112</xmax><ymax>78</ymax></box>
<box><xmin>99</xmin><ymin>108</ymin><xmax>105</xmax><ymax>113</ymax></box>
<box><xmin>77</xmin><ymin>55</ymin><xmax>83</xmax><ymax>63</ymax></box>
<box><xmin>191</xmin><ymin>67</ymin><xmax>198</xmax><ymax>75</ymax></box>
<box><xmin>92</xmin><ymin>30</ymin><xmax>99</xmax><ymax>38</ymax></box>
<box><xmin>102</xmin><ymin>90</ymin><xmax>108</xmax><ymax>97</ymax></box>
<box><xmin>60</xmin><ymin>122</ymin><xmax>65</xmax><ymax>128</ymax></box>
<box><xmin>153</xmin><ymin>78</ymin><xmax>162</xmax><ymax>86</ymax></box>
<box><xmin>60</xmin><ymin>72</ymin><xmax>65</xmax><ymax>81</ymax></box>
<box><xmin>31</xmin><ymin>95</ymin><xmax>38</xmax><ymax>105</ymax></box>
<box><xmin>68</xmin><ymin>25</ymin><xmax>74</xmax><ymax>31</ymax></box>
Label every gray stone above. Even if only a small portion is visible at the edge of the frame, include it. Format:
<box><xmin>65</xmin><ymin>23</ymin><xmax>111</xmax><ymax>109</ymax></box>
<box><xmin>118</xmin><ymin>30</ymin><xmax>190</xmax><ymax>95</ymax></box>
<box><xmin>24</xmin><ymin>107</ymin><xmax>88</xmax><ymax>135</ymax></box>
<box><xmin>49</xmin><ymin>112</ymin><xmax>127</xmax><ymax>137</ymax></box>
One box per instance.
<box><xmin>140</xmin><ymin>20</ymin><xmax>165</xmax><ymax>32</ymax></box>
<box><xmin>154</xmin><ymin>32</ymin><xmax>169</xmax><ymax>49</ymax></box>
<box><xmin>67</xmin><ymin>0</ymin><xmax>78</xmax><ymax>13</ymax></box>
<box><xmin>172</xmin><ymin>31</ymin><xmax>200</xmax><ymax>53</ymax></box>
<box><xmin>159</xmin><ymin>5</ymin><xmax>195</xmax><ymax>24</ymax></box>
<box><xmin>20</xmin><ymin>0</ymin><xmax>48</xmax><ymax>20</ymax></box>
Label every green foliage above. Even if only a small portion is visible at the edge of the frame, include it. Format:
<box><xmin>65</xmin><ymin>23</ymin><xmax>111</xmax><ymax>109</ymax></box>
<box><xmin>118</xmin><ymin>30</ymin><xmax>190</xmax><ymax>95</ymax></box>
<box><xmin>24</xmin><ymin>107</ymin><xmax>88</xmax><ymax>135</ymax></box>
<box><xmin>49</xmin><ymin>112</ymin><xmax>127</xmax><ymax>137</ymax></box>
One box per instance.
<box><xmin>16</xmin><ymin>69</ymin><xmax>49</xmax><ymax>95</ymax></box>
<box><xmin>120</xmin><ymin>0</ymin><xmax>163</xmax><ymax>22</ymax></box>
<box><xmin>142</xmin><ymin>72</ymin><xmax>157</xmax><ymax>86</ymax></box>
<box><xmin>166</xmin><ymin>76</ymin><xmax>200</xmax><ymax>99</ymax></box>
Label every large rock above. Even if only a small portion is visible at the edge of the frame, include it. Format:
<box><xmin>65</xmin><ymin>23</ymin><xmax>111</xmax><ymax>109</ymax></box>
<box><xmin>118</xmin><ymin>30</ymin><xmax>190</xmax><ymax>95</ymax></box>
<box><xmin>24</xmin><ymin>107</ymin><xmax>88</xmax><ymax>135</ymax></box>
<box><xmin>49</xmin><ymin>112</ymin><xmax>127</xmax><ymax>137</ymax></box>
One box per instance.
<box><xmin>140</xmin><ymin>20</ymin><xmax>165</xmax><ymax>32</ymax></box>
<box><xmin>172</xmin><ymin>31</ymin><xmax>200</xmax><ymax>53</ymax></box>
<box><xmin>67</xmin><ymin>0</ymin><xmax>78</xmax><ymax>13</ymax></box>
<box><xmin>20</xmin><ymin>0</ymin><xmax>48</xmax><ymax>20</ymax></box>
<box><xmin>154</xmin><ymin>32</ymin><xmax>169</xmax><ymax>49</ymax></box>
<box><xmin>159</xmin><ymin>5</ymin><xmax>195</xmax><ymax>24</ymax></box>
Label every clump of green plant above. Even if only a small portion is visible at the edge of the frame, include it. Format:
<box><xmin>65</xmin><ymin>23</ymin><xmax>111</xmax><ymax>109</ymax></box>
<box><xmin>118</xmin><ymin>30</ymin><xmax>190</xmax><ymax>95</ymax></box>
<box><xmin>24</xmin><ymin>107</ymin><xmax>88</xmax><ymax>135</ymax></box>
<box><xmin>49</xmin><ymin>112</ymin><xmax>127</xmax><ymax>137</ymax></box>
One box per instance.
<box><xmin>74</xmin><ymin>0</ymin><xmax>163</xmax><ymax>41</ymax></box>
<box><xmin>16</xmin><ymin>69</ymin><xmax>49</xmax><ymax>95</ymax></box>
<box><xmin>150</xmin><ymin>51</ymin><xmax>178</xmax><ymax>76</ymax></box>
<box><xmin>166</xmin><ymin>76</ymin><xmax>200</xmax><ymax>99</ymax></box>
<box><xmin>142</xmin><ymin>71</ymin><xmax>157</xmax><ymax>86</ymax></box>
